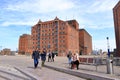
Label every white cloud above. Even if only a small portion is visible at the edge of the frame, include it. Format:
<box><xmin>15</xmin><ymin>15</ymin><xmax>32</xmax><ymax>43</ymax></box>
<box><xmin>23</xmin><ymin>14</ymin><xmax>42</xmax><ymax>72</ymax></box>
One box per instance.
<box><xmin>6</xmin><ymin>0</ymin><xmax>74</xmax><ymax>13</ymax></box>
<box><xmin>1</xmin><ymin>21</ymin><xmax>36</xmax><ymax>26</ymax></box>
<box><xmin>86</xmin><ymin>0</ymin><xmax>119</xmax><ymax>13</ymax></box>
<box><xmin>3</xmin><ymin>0</ymin><xmax>119</xmax><ymax>29</ymax></box>
<box><xmin>83</xmin><ymin>24</ymin><xmax>114</xmax><ymax>29</ymax></box>
<box><xmin>0</xmin><ymin>0</ymin><xmax>118</xmax><ymax>51</ymax></box>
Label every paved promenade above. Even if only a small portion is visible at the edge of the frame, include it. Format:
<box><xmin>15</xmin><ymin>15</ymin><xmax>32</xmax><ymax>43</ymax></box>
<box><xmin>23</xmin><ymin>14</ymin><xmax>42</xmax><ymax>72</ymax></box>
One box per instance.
<box><xmin>0</xmin><ymin>55</ymin><xmax>85</xmax><ymax>80</ymax></box>
<box><xmin>45</xmin><ymin>57</ymin><xmax>120</xmax><ymax>80</ymax></box>
<box><xmin>0</xmin><ymin>55</ymin><xmax>120</xmax><ymax>80</ymax></box>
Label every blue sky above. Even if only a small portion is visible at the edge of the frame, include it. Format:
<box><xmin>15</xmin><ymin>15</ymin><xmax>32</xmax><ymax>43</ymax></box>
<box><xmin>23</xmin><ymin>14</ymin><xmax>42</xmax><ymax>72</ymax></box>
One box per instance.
<box><xmin>0</xmin><ymin>0</ymin><xmax>119</xmax><ymax>51</ymax></box>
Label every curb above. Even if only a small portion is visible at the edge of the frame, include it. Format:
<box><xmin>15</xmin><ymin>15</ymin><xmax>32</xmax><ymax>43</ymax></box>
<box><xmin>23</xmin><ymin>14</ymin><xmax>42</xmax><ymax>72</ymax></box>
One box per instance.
<box><xmin>14</xmin><ymin>67</ymin><xmax>41</xmax><ymax>80</ymax></box>
<box><xmin>44</xmin><ymin>65</ymin><xmax>117</xmax><ymax>80</ymax></box>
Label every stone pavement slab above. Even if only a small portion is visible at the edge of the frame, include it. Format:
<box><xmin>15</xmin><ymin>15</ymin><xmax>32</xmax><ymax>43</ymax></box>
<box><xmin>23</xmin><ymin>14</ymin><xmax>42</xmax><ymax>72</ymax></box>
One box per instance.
<box><xmin>0</xmin><ymin>64</ymin><xmax>39</xmax><ymax>80</ymax></box>
<box><xmin>0</xmin><ymin>55</ymin><xmax>119</xmax><ymax>80</ymax></box>
<box><xmin>44</xmin><ymin>57</ymin><xmax>120</xmax><ymax>80</ymax></box>
<box><xmin>0</xmin><ymin>55</ymin><xmax>86</xmax><ymax>80</ymax></box>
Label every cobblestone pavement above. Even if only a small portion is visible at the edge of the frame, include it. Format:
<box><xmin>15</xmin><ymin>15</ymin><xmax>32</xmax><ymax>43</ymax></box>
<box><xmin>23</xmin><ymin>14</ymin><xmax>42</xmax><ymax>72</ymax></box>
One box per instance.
<box><xmin>0</xmin><ymin>55</ymin><xmax>85</xmax><ymax>80</ymax></box>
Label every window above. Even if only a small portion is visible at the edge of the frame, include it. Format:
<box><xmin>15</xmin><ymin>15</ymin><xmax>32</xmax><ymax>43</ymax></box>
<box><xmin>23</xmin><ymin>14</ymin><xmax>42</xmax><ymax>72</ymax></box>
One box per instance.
<box><xmin>52</xmin><ymin>33</ymin><xmax>54</xmax><ymax>35</ymax></box>
<box><xmin>62</xmin><ymin>40</ymin><xmax>64</xmax><ymax>43</ymax></box>
<box><xmin>55</xmin><ymin>39</ymin><xmax>58</xmax><ymax>43</ymax></box>
<box><xmin>52</xmin><ymin>41</ymin><xmax>54</xmax><ymax>43</ymax></box>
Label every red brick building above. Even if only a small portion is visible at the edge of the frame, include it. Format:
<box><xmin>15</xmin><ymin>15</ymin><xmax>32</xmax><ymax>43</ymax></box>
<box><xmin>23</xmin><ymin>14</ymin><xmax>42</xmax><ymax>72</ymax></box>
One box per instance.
<box><xmin>113</xmin><ymin>1</ymin><xmax>120</xmax><ymax>57</ymax></box>
<box><xmin>18</xmin><ymin>34</ymin><xmax>32</xmax><ymax>55</ymax></box>
<box><xmin>19</xmin><ymin>17</ymin><xmax>92</xmax><ymax>56</ymax></box>
<box><xmin>32</xmin><ymin>17</ymin><xmax>79</xmax><ymax>56</ymax></box>
<box><xmin>79</xmin><ymin>29</ymin><xmax>92</xmax><ymax>55</ymax></box>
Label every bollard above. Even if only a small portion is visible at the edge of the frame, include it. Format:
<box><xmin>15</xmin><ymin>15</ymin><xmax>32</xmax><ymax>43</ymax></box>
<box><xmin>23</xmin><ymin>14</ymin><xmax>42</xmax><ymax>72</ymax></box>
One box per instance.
<box><xmin>106</xmin><ymin>58</ymin><xmax>113</xmax><ymax>74</ymax></box>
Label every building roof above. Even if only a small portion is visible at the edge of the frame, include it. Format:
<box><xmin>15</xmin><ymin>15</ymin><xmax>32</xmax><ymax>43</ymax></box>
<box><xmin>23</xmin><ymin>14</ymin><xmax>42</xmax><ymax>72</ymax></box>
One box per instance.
<box><xmin>66</xmin><ymin>19</ymin><xmax>79</xmax><ymax>25</ymax></box>
<box><xmin>113</xmin><ymin>1</ymin><xmax>120</xmax><ymax>10</ymax></box>
<box><xmin>20</xmin><ymin>34</ymin><xmax>31</xmax><ymax>38</ymax></box>
<box><xmin>54</xmin><ymin>16</ymin><xmax>59</xmax><ymax>20</ymax></box>
<box><xmin>79</xmin><ymin>29</ymin><xmax>92</xmax><ymax>37</ymax></box>
<box><xmin>33</xmin><ymin>17</ymin><xmax>79</xmax><ymax>27</ymax></box>
<box><xmin>37</xmin><ymin>19</ymin><xmax>42</xmax><ymax>24</ymax></box>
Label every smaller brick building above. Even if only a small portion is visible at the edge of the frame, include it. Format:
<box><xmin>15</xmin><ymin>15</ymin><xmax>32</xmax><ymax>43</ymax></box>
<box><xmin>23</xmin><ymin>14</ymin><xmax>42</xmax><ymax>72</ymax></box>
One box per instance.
<box><xmin>18</xmin><ymin>34</ymin><xmax>32</xmax><ymax>55</ymax></box>
<box><xmin>79</xmin><ymin>29</ymin><xmax>92</xmax><ymax>55</ymax></box>
<box><xmin>1</xmin><ymin>48</ymin><xmax>11</xmax><ymax>55</ymax></box>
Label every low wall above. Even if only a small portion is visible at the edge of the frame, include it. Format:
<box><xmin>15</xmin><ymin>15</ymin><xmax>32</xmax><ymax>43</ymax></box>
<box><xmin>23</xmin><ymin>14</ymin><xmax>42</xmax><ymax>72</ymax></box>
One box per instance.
<box><xmin>79</xmin><ymin>57</ymin><xmax>105</xmax><ymax>65</ymax></box>
<box><xmin>79</xmin><ymin>56</ymin><xmax>120</xmax><ymax>66</ymax></box>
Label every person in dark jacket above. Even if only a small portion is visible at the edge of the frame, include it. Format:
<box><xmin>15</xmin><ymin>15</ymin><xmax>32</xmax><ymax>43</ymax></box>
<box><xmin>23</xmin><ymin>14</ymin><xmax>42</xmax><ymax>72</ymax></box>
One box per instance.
<box><xmin>32</xmin><ymin>48</ymin><xmax>40</xmax><ymax>68</ymax></box>
<box><xmin>67</xmin><ymin>51</ymin><xmax>72</xmax><ymax>65</ymax></box>
<box><xmin>51</xmin><ymin>52</ymin><xmax>55</xmax><ymax>62</ymax></box>
<box><xmin>41</xmin><ymin>49</ymin><xmax>47</xmax><ymax>67</ymax></box>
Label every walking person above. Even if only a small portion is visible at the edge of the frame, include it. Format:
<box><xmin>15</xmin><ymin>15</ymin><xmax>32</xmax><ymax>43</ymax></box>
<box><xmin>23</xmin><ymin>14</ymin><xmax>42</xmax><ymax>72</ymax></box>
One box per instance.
<box><xmin>32</xmin><ymin>48</ymin><xmax>40</xmax><ymax>69</ymax></box>
<box><xmin>51</xmin><ymin>52</ymin><xmax>55</xmax><ymax>62</ymax></box>
<box><xmin>41</xmin><ymin>49</ymin><xmax>47</xmax><ymax>67</ymax></box>
<box><xmin>67</xmin><ymin>51</ymin><xmax>72</xmax><ymax>65</ymax></box>
<box><xmin>48</xmin><ymin>52</ymin><xmax>52</xmax><ymax>62</ymax></box>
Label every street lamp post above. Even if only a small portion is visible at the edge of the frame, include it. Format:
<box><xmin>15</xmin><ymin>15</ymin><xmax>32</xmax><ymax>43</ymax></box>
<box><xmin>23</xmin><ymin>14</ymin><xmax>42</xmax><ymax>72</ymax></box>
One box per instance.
<box><xmin>106</xmin><ymin>37</ymin><xmax>113</xmax><ymax>74</ymax></box>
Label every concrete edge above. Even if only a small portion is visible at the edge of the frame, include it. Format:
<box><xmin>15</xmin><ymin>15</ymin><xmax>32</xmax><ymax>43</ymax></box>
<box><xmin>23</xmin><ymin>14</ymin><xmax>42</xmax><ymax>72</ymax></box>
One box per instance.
<box><xmin>0</xmin><ymin>69</ymin><xmax>31</xmax><ymax>80</ymax></box>
<box><xmin>44</xmin><ymin>65</ymin><xmax>116</xmax><ymax>80</ymax></box>
<box><xmin>0</xmin><ymin>73</ymin><xmax>11</xmax><ymax>80</ymax></box>
<box><xmin>14</xmin><ymin>67</ymin><xmax>41</xmax><ymax>80</ymax></box>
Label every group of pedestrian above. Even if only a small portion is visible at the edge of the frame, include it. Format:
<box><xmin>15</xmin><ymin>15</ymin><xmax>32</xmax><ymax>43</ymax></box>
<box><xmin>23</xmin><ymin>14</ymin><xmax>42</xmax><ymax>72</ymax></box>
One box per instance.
<box><xmin>47</xmin><ymin>52</ymin><xmax>55</xmax><ymax>62</ymax></box>
<box><xmin>67</xmin><ymin>51</ymin><xmax>80</xmax><ymax>70</ymax></box>
<box><xmin>32</xmin><ymin>48</ymin><xmax>47</xmax><ymax>69</ymax></box>
<box><xmin>32</xmin><ymin>48</ymin><xmax>79</xmax><ymax>70</ymax></box>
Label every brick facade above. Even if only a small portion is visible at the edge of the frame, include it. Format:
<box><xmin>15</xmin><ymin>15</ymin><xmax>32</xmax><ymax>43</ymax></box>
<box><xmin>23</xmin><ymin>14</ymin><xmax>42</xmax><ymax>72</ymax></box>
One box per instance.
<box><xmin>79</xmin><ymin>29</ymin><xmax>92</xmax><ymax>55</ymax></box>
<box><xmin>32</xmin><ymin>17</ymin><xmax>80</xmax><ymax>56</ymax></box>
<box><xmin>18</xmin><ymin>17</ymin><xmax>92</xmax><ymax>56</ymax></box>
<box><xmin>18</xmin><ymin>34</ymin><xmax>32</xmax><ymax>55</ymax></box>
<box><xmin>113</xmin><ymin>1</ymin><xmax>120</xmax><ymax>57</ymax></box>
